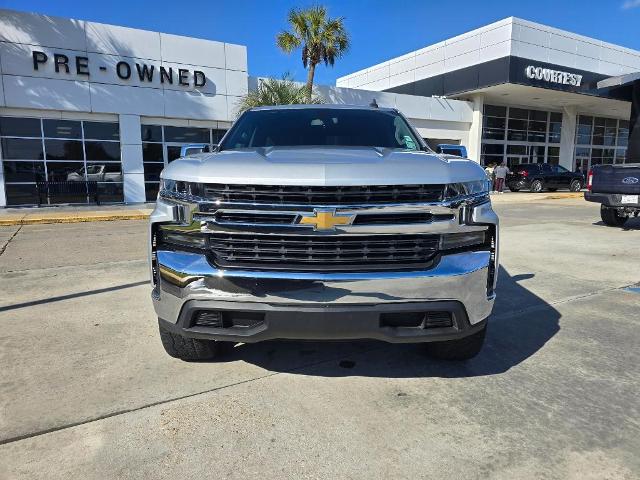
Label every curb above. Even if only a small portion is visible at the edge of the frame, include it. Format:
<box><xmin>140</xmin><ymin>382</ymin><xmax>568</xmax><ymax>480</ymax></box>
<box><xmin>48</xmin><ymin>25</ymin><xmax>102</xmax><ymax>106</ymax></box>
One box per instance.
<box><xmin>544</xmin><ymin>192</ymin><xmax>584</xmax><ymax>200</ymax></box>
<box><xmin>0</xmin><ymin>212</ymin><xmax>150</xmax><ymax>226</ymax></box>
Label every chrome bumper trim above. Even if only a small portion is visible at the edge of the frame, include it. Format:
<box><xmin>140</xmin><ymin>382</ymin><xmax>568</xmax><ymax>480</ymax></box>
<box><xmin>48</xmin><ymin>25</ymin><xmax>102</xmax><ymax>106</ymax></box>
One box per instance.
<box><xmin>152</xmin><ymin>250</ymin><xmax>495</xmax><ymax>326</ymax></box>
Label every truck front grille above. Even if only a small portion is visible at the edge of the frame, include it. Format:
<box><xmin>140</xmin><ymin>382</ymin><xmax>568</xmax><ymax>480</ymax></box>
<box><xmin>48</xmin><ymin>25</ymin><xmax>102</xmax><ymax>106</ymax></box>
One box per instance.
<box><xmin>208</xmin><ymin>233</ymin><xmax>440</xmax><ymax>271</ymax></box>
<box><xmin>202</xmin><ymin>184</ymin><xmax>445</xmax><ymax>205</ymax></box>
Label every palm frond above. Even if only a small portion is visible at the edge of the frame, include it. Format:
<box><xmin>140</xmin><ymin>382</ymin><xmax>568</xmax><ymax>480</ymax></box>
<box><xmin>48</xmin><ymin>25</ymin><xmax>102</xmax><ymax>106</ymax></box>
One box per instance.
<box><xmin>235</xmin><ymin>74</ymin><xmax>323</xmax><ymax>117</ymax></box>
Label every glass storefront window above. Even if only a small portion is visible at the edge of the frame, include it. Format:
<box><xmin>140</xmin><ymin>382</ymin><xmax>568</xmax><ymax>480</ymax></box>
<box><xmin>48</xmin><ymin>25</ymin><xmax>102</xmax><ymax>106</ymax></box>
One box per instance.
<box><xmin>141</xmin><ymin>125</ymin><xmax>162</xmax><ymax>142</ymax></box>
<box><xmin>0</xmin><ymin>138</ymin><xmax>44</xmax><ymax>160</ymax></box>
<box><xmin>43</xmin><ymin>120</ymin><xmax>82</xmax><ymax>139</ymax></box>
<box><xmin>484</xmin><ymin>105</ymin><xmax>506</xmax><ymax>117</ymax></box>
<box><xmin>44</xmin><ymin>139</ymin><xmax>84</xmax><ymax>160</ymax></box>
<box><xmin>164</xmin><ymin>126</ymin><xmax>210</xmax><ymax>143</ymax></box>
<box><xmin>573</xmin><ymin>115</ymin><xmax>630</xmax><ymax>170</ymax></box>
<box><xmin>83</xmin><ymin>122</ymin><xmax>120</xmax><ymax>140</ymax></box>
<box><xmin>85</xmin><ymin>141</ymin><xmax>120</xmax><ymax>161</ymax></box>
<box><xmin>140</xmin><ymin>124</ymin><xmax>228</xmax><ymax>199</ymax></box>
<box><xmin>2</xmin><ymin>161</ymin><xmax>46</xmax><ymax>183</ymax></box>
<box><xmin>481</xmin><ymin>105</ymin><xmax>559</xmax><ymax>167</ymax></box>
<box><xmin>0</xmin><ymin>116</ymin><xmax>122</xmax><ymax>205</ymax></box>
<box><xmin>0</xmin><ymin>117</ymin><xmax>41</xmax><ymax>137</ymax></box>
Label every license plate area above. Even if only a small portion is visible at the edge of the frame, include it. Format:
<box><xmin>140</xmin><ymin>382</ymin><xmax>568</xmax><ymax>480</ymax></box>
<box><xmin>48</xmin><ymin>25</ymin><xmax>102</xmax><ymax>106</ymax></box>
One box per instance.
<box><xmin>621</xmin><ymin>195</ymin><xmax>639</xmax><ymax>204</ymax></box>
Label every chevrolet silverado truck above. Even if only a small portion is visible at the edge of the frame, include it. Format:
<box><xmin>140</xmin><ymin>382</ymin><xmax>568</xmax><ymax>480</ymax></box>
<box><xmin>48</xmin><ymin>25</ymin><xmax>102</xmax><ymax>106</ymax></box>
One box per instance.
<box><xmin>149</xmin><ymin>105</ymin><xmax>498</xmax><ymax>361</ymax></box>
<box><xmin>585</xmin><ymin>164</ymin><xmax>640</xmax><ymax>226</ymax></box>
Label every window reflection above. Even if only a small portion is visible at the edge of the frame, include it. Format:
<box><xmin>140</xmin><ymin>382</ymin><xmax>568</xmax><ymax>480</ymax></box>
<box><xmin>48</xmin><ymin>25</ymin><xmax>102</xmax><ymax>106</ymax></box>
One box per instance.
<box><xmin>1</xmin><ymin>138</ymin><xmax>44</xmax><ymax>159</ymax></box>
<box><xmin>85</xmin><ymin>141</ymin><xmax>120</xmax><ymax>161</ymax></box>
<box><xmin>45</xmin><ymin>140</ymin><xmax>84</xmax><ymax>160</ymax></box>
<box><xmin>43</xmin><ymin>120</ymin><xmax>82</xmax><ymax>139</ymax></box>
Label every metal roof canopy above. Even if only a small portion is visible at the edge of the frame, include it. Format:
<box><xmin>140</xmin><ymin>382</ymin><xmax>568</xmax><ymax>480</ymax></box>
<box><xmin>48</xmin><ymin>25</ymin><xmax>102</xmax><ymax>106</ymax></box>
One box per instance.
<box><xmin>597</xmin><ymin>72</ymin><xmax>640</xmax><ymax>90</ymax></box>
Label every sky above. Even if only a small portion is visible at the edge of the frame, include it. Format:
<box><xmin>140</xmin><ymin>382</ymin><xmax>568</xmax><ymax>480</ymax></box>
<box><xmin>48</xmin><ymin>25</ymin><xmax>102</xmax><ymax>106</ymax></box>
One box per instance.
<box><xmin>2</xmin><ymin>0</ymin><xmax>639</xmax><ymax>86</ymax></box>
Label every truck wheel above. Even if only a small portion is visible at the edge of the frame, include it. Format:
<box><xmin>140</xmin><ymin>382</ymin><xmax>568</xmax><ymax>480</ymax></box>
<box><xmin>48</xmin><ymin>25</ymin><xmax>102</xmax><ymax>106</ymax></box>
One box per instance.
<box><xmin>425</xmin><ymin>324</ymin><xmax>486</xmax><ymax>361</ymax></box>
<box><xmin>159</xmin><ymin>321</ymin><xmax>225</xmax><ymax>361</ymax></box>
<box><xmin>569</xmin><ymin>179</ymin><xmax>582</xmax><ymax>192</ymax></box>
<box><xmin>600</xmin><ymin>205</ymin><xmax>628</xmax><ymax>227</ymax></box>
<box><xmin>530</xmin><ymin>180</ymin><xmax>544</xmax><ymax>193</ymax></box>
<box><xmin>508</xmin><ymin>187</ymin><xmax>520</xmax><ymax>192</ymax></box>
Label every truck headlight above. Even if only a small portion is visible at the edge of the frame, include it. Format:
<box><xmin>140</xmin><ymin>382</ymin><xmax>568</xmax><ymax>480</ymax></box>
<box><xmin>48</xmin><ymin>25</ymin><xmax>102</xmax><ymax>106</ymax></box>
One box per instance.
<box><xmin>160</xmin><ymin>179</ymin><xmax>203</xmax><ymax>198</ymax></box>
<box><xmin>445</xmin><ymin>180</ymin><xmax>488</xmax><ymax>200</ymax></box>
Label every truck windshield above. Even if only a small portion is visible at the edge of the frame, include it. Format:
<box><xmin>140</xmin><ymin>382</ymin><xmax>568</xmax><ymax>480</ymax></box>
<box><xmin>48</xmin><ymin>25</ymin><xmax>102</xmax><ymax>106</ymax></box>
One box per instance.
<box><xmin>219</xmin><ymin>108</ymin><xmax>422</xmax><ymax>151</ymax></box>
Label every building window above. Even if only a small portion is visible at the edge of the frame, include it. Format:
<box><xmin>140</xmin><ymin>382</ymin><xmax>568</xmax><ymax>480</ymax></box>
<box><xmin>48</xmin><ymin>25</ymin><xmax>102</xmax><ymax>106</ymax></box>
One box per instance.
<box><xmin>0</xmin><ymin>116</ymin><xmax>122</xmax><ymax>206</ymax></box>
<box><xmin>573</xmin><ymin>115</ymin><xmax>629</xmax><ymax>176</ymax></box>
<box><xmin>141</xmin><ymin>124</ymin><xmax>228</xmax><ymax>201</ymax></box>
<box><xmin>481</xmin><ymin>105</ymin><xmax>560</xmax><ymax>167</ymax></box>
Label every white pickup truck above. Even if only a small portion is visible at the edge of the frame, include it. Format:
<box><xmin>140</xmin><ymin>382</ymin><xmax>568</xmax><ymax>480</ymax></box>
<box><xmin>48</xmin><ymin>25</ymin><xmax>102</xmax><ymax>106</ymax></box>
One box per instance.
<box><xmin>149</xmin><ymin>105</ymin><xmax>499</xmax><ymax>361</ymax></box>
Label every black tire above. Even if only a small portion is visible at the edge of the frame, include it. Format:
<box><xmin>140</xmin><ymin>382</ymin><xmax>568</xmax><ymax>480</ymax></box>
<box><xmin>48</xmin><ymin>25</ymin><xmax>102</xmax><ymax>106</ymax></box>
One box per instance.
<box><xmin>570</xmin><ymin>179</ymin><xmax>582</xmax><ymax>192</ymax></box>
<box><xmin>600</xmin><ymin>205</ymin><xmax>628</xmax><ymax>227</ymax></box>
<box><xmin>547</xmin><ymin>188</ymin><xmax>558</xmax><ymax>192</ymax></box>
<box><xmin>159</xmin><ymin>321</ymin><xmax>224</xmax><ymax>361</ymax></box>
<box><xmin>425</xmin><ymin>324</ymin><xmax>487</xmax><ymax>361</ymax></box>
<box><xmin>530</xmin><ymin>180</ymin><xmax>544</xmax><ymax>193</ymax></box>
<box><xmin>508</xmin><ymin>186</ymin><xmax>520</xmax><ymax>192</ymax></box>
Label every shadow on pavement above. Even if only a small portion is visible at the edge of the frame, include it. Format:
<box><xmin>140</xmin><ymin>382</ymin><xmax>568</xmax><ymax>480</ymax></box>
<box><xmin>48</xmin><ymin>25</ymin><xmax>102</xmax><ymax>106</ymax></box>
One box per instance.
<box><xmin>592</xmin><ymin>216</ymin><xmax>640</xmax><ymax>230</ymax></box>
<box><xmin>218</xmin><ymin>266</ymin><xmax>560</xmax><ymax>378</ymax></box>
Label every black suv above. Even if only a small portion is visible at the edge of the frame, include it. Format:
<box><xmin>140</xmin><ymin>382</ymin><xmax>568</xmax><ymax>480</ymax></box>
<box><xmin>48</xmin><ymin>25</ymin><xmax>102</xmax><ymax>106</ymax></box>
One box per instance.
<box><xmin>506</xmin><ymin>163</ymin><xmax>584</xmax><ymax>193</ymax></box>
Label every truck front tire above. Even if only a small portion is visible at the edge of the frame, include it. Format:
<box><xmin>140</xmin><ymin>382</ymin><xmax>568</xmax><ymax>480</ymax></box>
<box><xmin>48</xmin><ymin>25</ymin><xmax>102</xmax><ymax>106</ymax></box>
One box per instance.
<box><xmin>159</xmin><ymin>321</ymin><xmax>227</xmax><ymax>361</ymax></box>
<box><xmin>600</xmin><ymin>205</ymin><xmax>628</xmax><ymax>227</ymax></box>
<box><xmin>424</xmin><ymin>324</ymin><xmax>487</xmax><ymax>360</ymax></box>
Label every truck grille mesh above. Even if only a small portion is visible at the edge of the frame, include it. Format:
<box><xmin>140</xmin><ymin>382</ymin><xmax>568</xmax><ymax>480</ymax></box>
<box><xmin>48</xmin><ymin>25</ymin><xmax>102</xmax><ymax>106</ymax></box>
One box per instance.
<box><xmin>209</xmin><ymin>233</ymin><xmax>440</xmax><ymax>271</ymax></box>
<box><xmin>202</xmin><ymin>184</ymin><xmax>445</xmax><ymax>205</ymax></box>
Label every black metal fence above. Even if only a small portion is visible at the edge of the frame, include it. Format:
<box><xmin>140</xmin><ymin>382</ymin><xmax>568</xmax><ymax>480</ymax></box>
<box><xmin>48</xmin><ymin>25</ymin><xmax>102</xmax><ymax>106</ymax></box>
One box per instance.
<box><xmin>35</xmin><ymin>181</ymin><xmax>101</xmax><ymax>206</ymax></box>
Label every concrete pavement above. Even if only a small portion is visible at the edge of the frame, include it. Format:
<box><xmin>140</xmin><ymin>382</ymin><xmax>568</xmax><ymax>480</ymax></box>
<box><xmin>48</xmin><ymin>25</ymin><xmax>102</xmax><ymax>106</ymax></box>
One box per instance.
<box><xmin>0</xmin><ymin>199</ymin><xmax>638</xmax><ymax>479</ymax></box>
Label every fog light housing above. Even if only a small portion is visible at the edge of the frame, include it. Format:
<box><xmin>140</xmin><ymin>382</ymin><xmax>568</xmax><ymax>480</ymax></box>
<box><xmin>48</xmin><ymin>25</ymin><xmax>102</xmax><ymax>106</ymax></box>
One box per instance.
<box><xmin>440</xmin><ymin>231</ymin><xmax>486</xmax><ymax>250</ymax></box>
<box><xmin>158</xmin><ymin>228</ymin><xmax>207</xmax><ymax>249</ymax></box>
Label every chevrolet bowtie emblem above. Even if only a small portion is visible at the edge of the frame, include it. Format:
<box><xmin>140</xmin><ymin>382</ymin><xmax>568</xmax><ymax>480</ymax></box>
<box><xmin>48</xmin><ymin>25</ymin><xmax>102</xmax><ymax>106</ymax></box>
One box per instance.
<box><xmin>298</xmin><ymin>209</ymin><xmax>354</xmax><ymax>230</ymax></box>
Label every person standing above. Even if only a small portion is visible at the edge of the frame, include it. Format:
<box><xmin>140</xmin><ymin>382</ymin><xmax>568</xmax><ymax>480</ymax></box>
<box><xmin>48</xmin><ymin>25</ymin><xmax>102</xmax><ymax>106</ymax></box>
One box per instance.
<box><xmin>493</xmin><ymin>162</ymin><xmax>510</xmax><ymax>194</ymax></box>
<box><xmin>484</xmin><ymin>163</ymin><xmax>496</xmax><ymax>192</ymax></box>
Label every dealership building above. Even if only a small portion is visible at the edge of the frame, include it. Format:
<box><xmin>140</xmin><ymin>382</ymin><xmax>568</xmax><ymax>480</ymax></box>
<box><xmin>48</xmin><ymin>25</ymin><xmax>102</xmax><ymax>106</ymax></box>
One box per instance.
<box><xmin>0</xmin><ymin>10</ymin><xmax>638</xmax><ymax>207</ymax></box>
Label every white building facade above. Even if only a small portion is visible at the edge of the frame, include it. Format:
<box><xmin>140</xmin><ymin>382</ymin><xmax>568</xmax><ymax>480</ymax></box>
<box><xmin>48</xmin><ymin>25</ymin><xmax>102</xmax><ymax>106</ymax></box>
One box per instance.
<box><xmin>338</xmin><ymin>17</ymin><xmax>639</xmax><ymax>174</ymax></box>
<box><xmin>0</xmin><ymin>9</ymin><xmax>248</xmax><ymax>206</ymax></box>
<box><xmin>0</xmin><ymin>11</ymin><xmax>638</xmax><ymax>206</ymax></box>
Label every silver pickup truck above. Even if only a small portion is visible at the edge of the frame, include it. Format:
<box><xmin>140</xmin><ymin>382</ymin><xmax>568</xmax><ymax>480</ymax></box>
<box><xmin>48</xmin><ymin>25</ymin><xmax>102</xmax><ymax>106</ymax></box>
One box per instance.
<box><xmin>149</xmin><ymin>105</ymin><xmax>498</xmax><ymax>361</ymax></box>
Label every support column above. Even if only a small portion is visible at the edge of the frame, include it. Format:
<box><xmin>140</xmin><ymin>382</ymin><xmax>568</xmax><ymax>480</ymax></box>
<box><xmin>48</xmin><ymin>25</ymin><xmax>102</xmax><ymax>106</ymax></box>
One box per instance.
<box><xmin>559</xmin><ymin>106</ymin><xmax>577</xmax><ymax>170</ymax></box>
<box><xmin>0</xmin><ymin>171</ymin><xmax>7</xmax><ymax>207</ymax></box>
<box><xmin>120</xmin><ymin>114</ymin><xmax>146</xmax><ymax>203</ymax></box>
<box><xmin>467</xmin><ymin>94</ymin><xmax>484</xmax><ymax>164</ymax></box>
<box><xmin>0</xmin><ymin>164</ymin><xmax>6</xmax><ymax>207</ymax></box>
<box><xmin>627</xmin><ymin>79</ymin><xmax>640</xmax><ymax>163</ymax></box>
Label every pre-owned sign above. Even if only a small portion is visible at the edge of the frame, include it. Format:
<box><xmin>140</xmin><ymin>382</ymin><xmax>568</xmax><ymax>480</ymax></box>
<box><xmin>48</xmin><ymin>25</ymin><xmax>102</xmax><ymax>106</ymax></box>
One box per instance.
<box><xmin>525</xmin><ymin>65</ymin><xmax>582</xmax><ymax>87</ymax></box>
<box><xmin>32</xmin><ymin>51</ymin><xmax>206</xmax><ymax>87</ymax></box>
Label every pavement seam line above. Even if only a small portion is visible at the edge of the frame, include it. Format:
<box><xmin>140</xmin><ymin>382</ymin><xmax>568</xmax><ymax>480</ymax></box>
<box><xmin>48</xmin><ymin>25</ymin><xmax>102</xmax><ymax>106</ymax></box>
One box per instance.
<box><xmin>0</xmin><ymin>345</ymin><xmax>383</xmax><ymax>447</ymax></box>
<box><xmin>0</xmin><ymin>224</ymin><xmax>23</xmax><ymax>257</ymax></box>
<box><xmin>0</xmin><ymin>258</ymin><xmax>147</xmax><ymax>275</ymax></box>
<box><xmin>492</xmin><ymin>282</ymin><xmax>637</xmax><ymax>320</ymax></box>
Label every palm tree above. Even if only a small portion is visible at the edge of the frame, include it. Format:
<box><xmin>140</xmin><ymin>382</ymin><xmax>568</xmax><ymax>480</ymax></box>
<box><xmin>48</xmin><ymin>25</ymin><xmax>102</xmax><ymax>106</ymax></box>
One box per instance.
<box><xmin>276</xmin><ymin>5</ymin><xmax>350</xmax><ymax>101</ymax></box>
<box><xmin>235</xmin><ymin>74</ymin><xmax>322</xmax><ymax>116</ymax></box>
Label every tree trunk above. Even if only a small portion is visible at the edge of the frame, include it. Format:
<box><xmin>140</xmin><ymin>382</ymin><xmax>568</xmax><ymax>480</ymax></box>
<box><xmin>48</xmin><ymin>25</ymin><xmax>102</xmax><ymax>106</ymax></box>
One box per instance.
<box><xmin>305</xmin><ymin>63</ymin><xmax>316</xmax><ymax>102</ymax></box>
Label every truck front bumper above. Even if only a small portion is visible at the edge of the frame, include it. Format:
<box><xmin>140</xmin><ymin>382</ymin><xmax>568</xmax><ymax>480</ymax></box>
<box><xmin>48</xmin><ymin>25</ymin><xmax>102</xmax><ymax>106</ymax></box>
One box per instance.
<box><xmin>153</xmin><ymin>250</ymin><xmax>495</xmax><ymax>343</ymax></box>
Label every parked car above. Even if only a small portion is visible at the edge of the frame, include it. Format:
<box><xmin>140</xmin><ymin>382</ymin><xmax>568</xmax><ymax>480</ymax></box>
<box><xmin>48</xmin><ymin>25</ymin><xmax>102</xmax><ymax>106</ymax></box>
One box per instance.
<box><xmin>506</xmin><ymin>163</ymin><xmax>583</xmax><ymax>192</ymax></box>
<box><xmin>150</xmin><ymin>105</ymin><xmax>498</xmax><ymax>362</ymax></box>
<box><xmin>436</xmin><ymin>144</ymin><xmax>467</xmax><ymax>158</ymax></box>
<box><xmin>585</xmin><ymin>164</ymin><xmax>640</xmax><ymax>226</ymax></box>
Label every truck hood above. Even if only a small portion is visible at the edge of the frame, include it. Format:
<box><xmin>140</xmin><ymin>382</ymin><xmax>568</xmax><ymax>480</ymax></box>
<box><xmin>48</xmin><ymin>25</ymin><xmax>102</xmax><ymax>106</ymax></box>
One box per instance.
<box><xmin>161</xmin><ymin>146</ymin><xmax>485</xmax><ymax>186</ymax></box>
